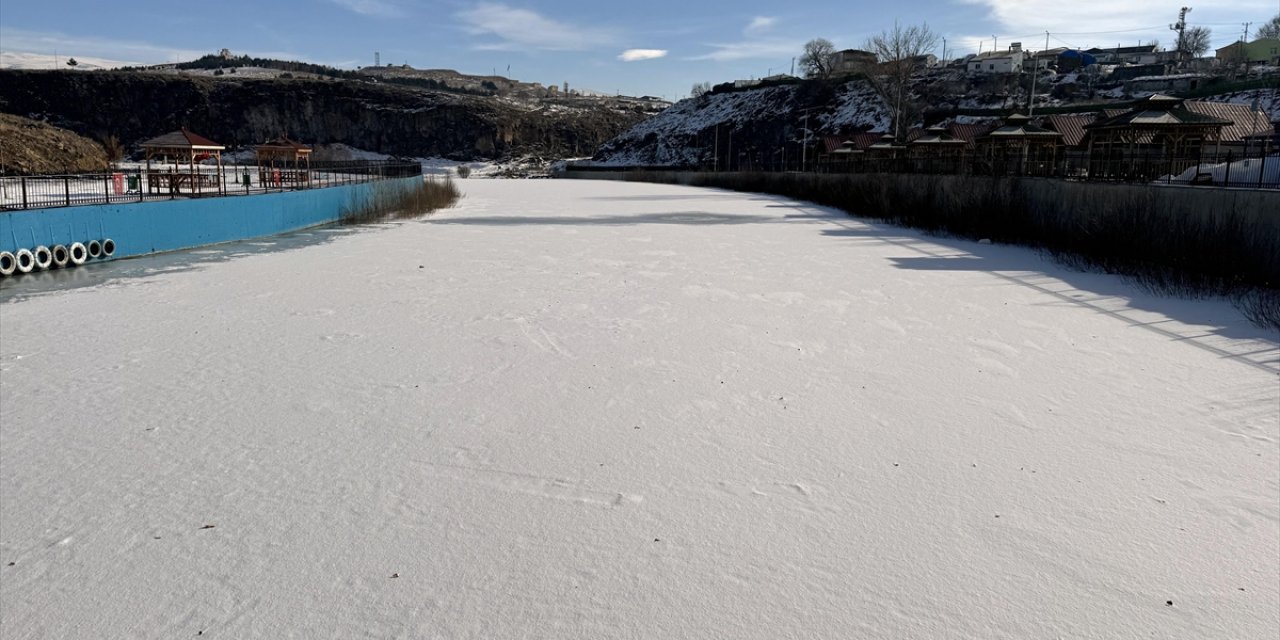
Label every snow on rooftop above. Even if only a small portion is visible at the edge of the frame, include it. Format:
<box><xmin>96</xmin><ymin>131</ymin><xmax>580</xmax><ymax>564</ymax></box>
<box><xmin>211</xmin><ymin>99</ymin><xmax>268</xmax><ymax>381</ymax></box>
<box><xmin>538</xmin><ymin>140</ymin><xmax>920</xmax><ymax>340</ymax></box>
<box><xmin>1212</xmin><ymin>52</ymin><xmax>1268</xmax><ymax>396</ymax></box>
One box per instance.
<box><xmin>1</xmin><ymin>180</ymin><xmax>1276</xmax><ymax>638</ymax></box>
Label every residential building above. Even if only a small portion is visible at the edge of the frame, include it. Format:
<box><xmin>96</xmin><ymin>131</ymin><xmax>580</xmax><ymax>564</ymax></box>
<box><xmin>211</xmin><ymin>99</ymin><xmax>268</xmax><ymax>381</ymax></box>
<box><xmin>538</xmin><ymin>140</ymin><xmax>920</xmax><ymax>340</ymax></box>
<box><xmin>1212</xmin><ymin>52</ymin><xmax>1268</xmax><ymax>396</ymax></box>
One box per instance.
<box><xmin>1025</xmin><ymin>47</ymin><xmax>1068</xmax><ymax>71</ymax></box>
<box><xmin>967</xmin><ymin>43</ymin><xmax>1025</xmax><ymax>74</ymax></box>
<box><xmin>1215</xmin><ymin>38</ymin><xmax>1280</xmax><ymax>65</ymax></box>
<box><xmin>1085</xmin><ymin>45</ymin><xmax>1161</xmax><ymax>65</ymax></box>
<box><xmin>830</xmin><ymin>49</ymin><xmax>878</xmax><ymax>75</ymax></box>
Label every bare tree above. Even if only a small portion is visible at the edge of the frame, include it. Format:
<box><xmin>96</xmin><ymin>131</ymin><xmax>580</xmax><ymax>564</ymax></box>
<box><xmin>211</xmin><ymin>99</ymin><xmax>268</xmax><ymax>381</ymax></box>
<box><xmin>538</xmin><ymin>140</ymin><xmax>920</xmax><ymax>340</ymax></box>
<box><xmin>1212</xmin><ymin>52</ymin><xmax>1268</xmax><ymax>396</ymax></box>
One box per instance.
<box><xmin>863</xmin><ymin>22</ymin><xmax>939</xmax><ymax>139</ymax></box>
<box><xmin>1178</xmin><ymin>26</ymin><xmax>1212</xmax><ymax>59</ymax></box>
<box><xmin>1257</xmin><ymin>13</ymin><xmax>1280</xmax><ymax>39</ymax></box>
<box><xmin>690</xmin><ymin>82</ymin><xmax>712</xmax><ymax>98</ymax></box>
<box><xmin>798</xmin><ymin>38</ymin><xmax>836</xmax><ymax>79</ymax></box>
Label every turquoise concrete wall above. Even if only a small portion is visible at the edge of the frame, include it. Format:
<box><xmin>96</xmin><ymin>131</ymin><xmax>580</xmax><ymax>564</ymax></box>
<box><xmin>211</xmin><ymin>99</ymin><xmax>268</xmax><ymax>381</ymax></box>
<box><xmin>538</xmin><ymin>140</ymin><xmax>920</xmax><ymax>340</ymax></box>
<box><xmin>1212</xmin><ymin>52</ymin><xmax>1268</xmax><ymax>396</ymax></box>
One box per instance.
<box><xmin>0</xmin><ymin>176</ymin><xmax>422</xmax><ymax>259</ymax></box>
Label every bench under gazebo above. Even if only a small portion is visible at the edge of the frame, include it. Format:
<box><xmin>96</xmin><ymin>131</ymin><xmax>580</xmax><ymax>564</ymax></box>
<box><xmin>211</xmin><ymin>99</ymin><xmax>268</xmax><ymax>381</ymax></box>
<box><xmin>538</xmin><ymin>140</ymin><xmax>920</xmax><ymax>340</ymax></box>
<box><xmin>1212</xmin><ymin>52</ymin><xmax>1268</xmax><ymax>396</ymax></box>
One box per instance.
<box><xmin>255</xmin><ymin>136</ymin><xmax>313</xmax><ymax>187</ymax></box>
<box><xmin>141</xmin><ymin>129</ymin><xmax>226</xmax><ymax>195</ymax></box>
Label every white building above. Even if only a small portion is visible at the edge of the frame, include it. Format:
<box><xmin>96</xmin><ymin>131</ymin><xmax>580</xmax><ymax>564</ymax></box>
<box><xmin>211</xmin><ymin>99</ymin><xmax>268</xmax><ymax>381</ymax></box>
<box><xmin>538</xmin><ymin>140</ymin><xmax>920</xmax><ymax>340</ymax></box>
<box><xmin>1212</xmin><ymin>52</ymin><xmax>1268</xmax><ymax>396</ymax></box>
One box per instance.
<box><xmin>967</xmin><ymin>43</ymin><xmax>1026</xmax><ymax>74</ymax></box>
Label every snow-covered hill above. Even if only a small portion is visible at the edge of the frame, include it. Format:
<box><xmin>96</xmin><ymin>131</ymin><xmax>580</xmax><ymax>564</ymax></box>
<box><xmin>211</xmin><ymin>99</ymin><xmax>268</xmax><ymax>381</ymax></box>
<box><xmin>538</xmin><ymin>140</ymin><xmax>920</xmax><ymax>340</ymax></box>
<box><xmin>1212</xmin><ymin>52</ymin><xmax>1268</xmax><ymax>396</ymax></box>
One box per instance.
<box><xmin>592</xmin><ymin>80</ymin><xmax>891</xmax><ymax>167</ymax></box>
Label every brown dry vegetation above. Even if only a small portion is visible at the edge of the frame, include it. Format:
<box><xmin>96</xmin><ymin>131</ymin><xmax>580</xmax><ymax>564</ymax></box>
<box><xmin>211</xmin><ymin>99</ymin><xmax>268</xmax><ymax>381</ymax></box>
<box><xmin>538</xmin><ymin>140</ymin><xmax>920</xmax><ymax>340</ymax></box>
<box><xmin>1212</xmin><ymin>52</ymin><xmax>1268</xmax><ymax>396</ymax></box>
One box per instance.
<box><xmin>0</xmin><ymin>113</ymin><xmax>110</xmax><ymax>174</ymax></box>
<box><xmin>341</xmin><ymin>177</ymin><xmax>461</xmax><ymax>224</ymax></box>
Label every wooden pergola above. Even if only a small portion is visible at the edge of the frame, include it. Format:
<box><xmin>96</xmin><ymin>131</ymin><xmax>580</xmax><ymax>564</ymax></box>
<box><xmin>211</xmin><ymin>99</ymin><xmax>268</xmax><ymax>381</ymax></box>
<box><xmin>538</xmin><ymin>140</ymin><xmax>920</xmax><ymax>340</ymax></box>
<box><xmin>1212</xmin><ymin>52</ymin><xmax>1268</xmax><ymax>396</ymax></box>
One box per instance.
<box><xmin>254</xmin><ymin>135</ymin><xmax>313</xmax><ymax>187</ymax></box>
<box><xmin>1083</xmin><ymin>95</ymin><xmax>1233</xmax><ymax>174</ymax></box>
<box><xmin>977</xmin><ymin>114</ymin><xmax>1062</xmax><ymax>176</ymax></box>
<box><xmin>909</xmin><ymin>125</ymin><xmax>970</xmax><ymax>173</ymax></box>
<box><xmin>141</xmin><ymin>129</ymin><xmax>226</xmax><ymax>195</ymax></box>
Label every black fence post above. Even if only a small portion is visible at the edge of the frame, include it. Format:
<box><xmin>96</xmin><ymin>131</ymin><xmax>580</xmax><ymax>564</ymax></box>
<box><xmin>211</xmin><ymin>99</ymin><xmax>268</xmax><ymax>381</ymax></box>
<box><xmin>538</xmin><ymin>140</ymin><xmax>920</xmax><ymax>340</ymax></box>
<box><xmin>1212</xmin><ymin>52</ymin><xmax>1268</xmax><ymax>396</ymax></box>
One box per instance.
<box><xmin>1259</xmin><ymin>153</ymin><xmax>1268</xmax><ymax>189</ymax></box>
<box><xmin>21</xmin><ymin>177</ymin><xmax>28</xmax><ymax>209</ymax></box>
<box><xmin>64</xmin><ymin>176</ymin><xmax>71</xmax><ymax>207</ymax></box>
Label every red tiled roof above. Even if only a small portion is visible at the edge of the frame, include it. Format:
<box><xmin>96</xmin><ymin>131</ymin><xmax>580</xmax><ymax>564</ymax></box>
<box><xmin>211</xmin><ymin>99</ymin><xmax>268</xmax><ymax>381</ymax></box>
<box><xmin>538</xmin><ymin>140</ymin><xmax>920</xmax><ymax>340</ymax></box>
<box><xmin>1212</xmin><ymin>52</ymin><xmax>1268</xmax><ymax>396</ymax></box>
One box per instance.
<box><xmin>257</xmin><ymin>135</ymin><xmax>312</xmax><ymax>151</ymax></box>
<box><xmin>1185</xmin><ymin>101</ymin><xmax>1274</xmax><ymax>143</ymax></box>
<box><xmin>947</xmin><ymin>123</ymin><xmax>997</xmax><ymax>146</ymax></box>
<box><xmin>822</xmin><ymin>132</ymin><xmax>886</xmax><ymax>153</ymax></box>
<box><xmin>141</xmin><ymin>128</ymin><xmax>224</xmax><ymax>149</ymax></box>
<box><xmin>1045</xmin><ymin>114</ymin><xmax>1097</xmax><ymax>147</ymax></box>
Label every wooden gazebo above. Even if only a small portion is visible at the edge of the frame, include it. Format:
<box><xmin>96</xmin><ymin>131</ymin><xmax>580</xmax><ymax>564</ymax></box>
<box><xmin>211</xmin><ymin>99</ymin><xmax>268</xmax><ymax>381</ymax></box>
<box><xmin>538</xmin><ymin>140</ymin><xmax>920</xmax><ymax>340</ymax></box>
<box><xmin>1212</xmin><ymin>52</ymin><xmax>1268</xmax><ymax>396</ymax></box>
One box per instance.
<box><xmin>254</xmin><ymin>135</ymin><xmax>313</xmax><ymax>187</ymax></box>
<box><xmin>977</xmin><ymin>114</ymin><xmax>1062</xmax><ymax>176</ymax></box>
<box><xmin>910</xmin><ymin>125</ymin><xmax>969</xmax><ymax>173</ymax></box>
<box><xmin>1082</xmin><ymin>95</ymin><xmax>1233</xmax><ymax>180</ymax></box>
<box><xmin>141</xmin><ymin>129</ymin><xmax>226</xmax><ymax>195</ymax></box>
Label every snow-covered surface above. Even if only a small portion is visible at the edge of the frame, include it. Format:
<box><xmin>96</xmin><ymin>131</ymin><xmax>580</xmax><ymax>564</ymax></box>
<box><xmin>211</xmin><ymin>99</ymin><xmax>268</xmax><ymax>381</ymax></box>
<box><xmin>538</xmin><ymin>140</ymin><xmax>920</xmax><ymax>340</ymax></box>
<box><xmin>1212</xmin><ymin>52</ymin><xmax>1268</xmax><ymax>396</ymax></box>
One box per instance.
<box><xmin>1161</xmin><ymin>155</ymin><xmax>1280</xmax><ymax>186</ymax></box>
<box><xmin>0</xmin><ymin>51</ymin><xmax>141</xmax><ymax>70</ymax></box>
<box><xmin>1202</xmin><ymin>89</ymin><xmax>1280</xmax><ymax>121</ymax></box>
<box><xmin>1</xmin><ymin>180</ymin><xmax>1277</xmax><ymax>638</ymax></box>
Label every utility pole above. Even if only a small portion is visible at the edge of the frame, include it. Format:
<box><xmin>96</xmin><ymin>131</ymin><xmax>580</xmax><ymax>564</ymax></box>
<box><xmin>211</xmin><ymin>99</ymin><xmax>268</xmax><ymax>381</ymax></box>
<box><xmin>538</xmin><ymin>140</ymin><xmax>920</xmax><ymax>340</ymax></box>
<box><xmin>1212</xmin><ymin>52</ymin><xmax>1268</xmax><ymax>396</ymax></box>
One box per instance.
<box><xmin>1170</xmin><ymin>7</ymin><xmax>1190</xmax><ymax>67</ymax></box>
<box><xmin>791</xmin><ymin>57</ymin><xmax>796</xmax><ymax>76</ymax></box>
<box><xmin>942</xmin><ymin>37</ymin><xmax>947</xmax><ymax>64</ymax></box>
<box><xmin>993</xmin><ymin>35</ymin><xmax>998</xmax><ymax>52</ymax></box>
<box><xmin>713</xmin><ymin>124</ymin><xmax>719</xmax><ymax>172</ymax></box>
<box><xmin>801</xmin><ymin>113</ymin><xmax>809</xmax><ymax>172</ymax></box>
<box><xmin>1029</xmin><ymin>31</ymin><xmax>1050</xmax><ymax>116</ymax></box>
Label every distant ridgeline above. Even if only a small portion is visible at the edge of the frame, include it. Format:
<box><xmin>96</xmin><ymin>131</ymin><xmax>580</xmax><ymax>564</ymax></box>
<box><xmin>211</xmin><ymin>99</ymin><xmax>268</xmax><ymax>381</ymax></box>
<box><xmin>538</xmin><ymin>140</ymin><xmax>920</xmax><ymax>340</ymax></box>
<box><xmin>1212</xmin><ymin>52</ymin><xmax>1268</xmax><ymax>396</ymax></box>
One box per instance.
<box><xmin>155</xmin><ymin>55</ymin><xmax>499</xmax><ymax>97</ymax></box>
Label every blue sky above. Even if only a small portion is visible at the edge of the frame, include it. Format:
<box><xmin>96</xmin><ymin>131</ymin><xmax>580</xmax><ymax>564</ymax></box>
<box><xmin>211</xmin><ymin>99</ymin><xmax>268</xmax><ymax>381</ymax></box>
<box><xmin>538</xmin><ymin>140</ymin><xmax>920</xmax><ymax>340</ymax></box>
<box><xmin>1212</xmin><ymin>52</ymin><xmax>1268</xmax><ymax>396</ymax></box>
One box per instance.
<box><xmin>1</xmin><ymin>0</ymin><xmax>1274</xmax><ymax>100</ymax></box>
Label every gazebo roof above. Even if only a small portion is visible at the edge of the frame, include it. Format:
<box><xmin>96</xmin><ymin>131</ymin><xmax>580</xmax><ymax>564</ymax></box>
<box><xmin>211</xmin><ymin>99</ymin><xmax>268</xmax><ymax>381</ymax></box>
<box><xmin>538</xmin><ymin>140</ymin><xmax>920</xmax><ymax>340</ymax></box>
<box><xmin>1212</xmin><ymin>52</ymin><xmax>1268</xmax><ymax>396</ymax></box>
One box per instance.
<box><xmin>141</xmin><ymin>128</ymin><xmax>225</xmax><ymax>150</ymax></box>
<box><xmin>256</xmin><ymin>135</ymin><xmax>313</xmax><ymax>152</ymax></box>
<box><xmin>868</xmin><ymin>133</ymin><xmax>906</xmax><ymax>150</ymax></box>
<box><xmin>980</xmin><ymin>114</ymin><xmax>1063</xmax><ymax>141</ymax></box>
<box><xmin>910</xmin><ymin>125</ymin><xmax>969</xmax><ymax>146</ymax></box>
<box><xmin>1083</xmin><ymin>95</ymin><xmax>1232</xmax><ymax>132</ymax></box>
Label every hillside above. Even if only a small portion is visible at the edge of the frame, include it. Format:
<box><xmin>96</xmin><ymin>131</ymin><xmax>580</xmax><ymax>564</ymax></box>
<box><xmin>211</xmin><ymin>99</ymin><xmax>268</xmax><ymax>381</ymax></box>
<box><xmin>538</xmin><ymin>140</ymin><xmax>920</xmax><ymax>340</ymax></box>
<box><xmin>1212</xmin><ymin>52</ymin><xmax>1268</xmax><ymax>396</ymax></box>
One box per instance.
<box><xmin>0</xmin><ymin>112</ymin><xmax>108</xmax><ymax>174</ymax></box>
<box><xmin>0</xmin><ymin>70</ymin><xmax>650</xmax><ymax>162</ymax></box>
<box><xmin>592</xmin><ymin>80</ymin><xmax>890</xmax><ymax>167</ymax></box>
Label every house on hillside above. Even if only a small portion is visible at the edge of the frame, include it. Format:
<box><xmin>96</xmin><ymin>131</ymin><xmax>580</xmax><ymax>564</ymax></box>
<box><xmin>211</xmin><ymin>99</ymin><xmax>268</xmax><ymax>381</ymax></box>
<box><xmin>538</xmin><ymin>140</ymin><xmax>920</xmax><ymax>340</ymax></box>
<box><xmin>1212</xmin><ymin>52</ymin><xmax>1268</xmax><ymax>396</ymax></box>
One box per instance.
<box><xmin>967</xmin><ymin>43</ymin><xmax>1025</xmax><ymax>74</ymax></box>
<box><xmin>1215</xmin><ymin>38</ymin><xmax>1280</xmax><ymax>65</ymax></box>
<box><xmin>1124</xmin><ymin>73</ymin><xmax>1209</xmax><ymax>94</ymax></box>
<box><xmin>1109</xmin><ymin>64</ymin><xmax>1171</xmax><ymax>83</ymax></box>
<box><xmin>1026</xmin><ymin>47</ymin><xmax>1068</xmax><ymax>71</ymax></box>
<box><xmin>909</xmin><ymin>54</ymin><xmax>938</xmax><ymax>69</ymax></box>
<box><xmin>830</xmin><ymin>49</ymin><xmax>877</xmax><ymax>75</ymax></box>
<box><xmin>1086</xmin><ymin>45</ymin><xmax>1160</xmax><ymax>65</ymax></box>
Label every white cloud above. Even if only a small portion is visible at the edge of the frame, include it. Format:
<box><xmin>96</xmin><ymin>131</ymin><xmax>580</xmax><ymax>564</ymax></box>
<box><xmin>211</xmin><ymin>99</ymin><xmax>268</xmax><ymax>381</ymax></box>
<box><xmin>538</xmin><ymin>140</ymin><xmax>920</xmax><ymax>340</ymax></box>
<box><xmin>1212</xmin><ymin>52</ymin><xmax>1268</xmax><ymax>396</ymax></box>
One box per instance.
<box><xmin>0</xmin><ymin>28</ymin><xmax>205</xmax><ymax>64</ymax></box>
<box><xmin>456</xmin><ymin>3</ymin><xmax>616</xmax><ymax>52</ymax></box>
<box><xmin>961</xmin><ymin>0</ymin><xmax>1272</xmax><ymax>51</ymax></box>
<box><xmin>745</xmin><ymin>17</ymin><xmax>778</xmax><ymax>35</ymax></box>
<box><xmin>689</xmin><ymin>39</ymin><xmax>800</xmax><ymax>62</ymax></box>
<box><xmin>329</xmin><ymin>0</ymin><xmax>402</xmax><ymax>18</ymax></box>
<box><xmin>618</xmin><ymin>49</ymin><xmax>668</xmax><ymax>62</ymax></box>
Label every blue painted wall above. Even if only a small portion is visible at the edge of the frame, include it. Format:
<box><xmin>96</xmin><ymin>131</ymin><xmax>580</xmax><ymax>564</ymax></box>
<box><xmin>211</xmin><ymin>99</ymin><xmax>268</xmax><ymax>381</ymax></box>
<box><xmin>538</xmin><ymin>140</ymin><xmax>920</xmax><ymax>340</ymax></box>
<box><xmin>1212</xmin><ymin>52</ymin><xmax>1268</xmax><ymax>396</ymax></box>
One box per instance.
<box><xmin>0</xmin><ymin>176</ymin><xmax>422</xmax><ymax>259</ymax></box>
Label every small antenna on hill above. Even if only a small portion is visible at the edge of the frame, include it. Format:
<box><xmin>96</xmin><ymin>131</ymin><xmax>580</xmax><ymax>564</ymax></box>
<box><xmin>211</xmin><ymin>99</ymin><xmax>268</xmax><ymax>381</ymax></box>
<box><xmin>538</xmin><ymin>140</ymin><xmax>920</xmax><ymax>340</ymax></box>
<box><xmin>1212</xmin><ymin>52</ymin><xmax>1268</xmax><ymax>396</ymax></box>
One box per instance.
<box><xmin>375</xmin><ymin>51</ymin><xmax>380</xmax><ymax>67</ymax></box>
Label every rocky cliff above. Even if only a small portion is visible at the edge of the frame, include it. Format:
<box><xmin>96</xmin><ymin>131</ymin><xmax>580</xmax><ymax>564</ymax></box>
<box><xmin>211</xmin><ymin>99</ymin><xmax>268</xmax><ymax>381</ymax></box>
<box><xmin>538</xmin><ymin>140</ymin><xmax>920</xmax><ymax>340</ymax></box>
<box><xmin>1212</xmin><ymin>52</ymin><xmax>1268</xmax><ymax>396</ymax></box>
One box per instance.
<box><xmin>591</xmin><ymin>79</ymin><xmax>891</xmax><ymax>168</ymax></box>
<box><xmin>0</xmin><ymin>70</ymin><xmax>648</xmax><ymax>160</ymax></box>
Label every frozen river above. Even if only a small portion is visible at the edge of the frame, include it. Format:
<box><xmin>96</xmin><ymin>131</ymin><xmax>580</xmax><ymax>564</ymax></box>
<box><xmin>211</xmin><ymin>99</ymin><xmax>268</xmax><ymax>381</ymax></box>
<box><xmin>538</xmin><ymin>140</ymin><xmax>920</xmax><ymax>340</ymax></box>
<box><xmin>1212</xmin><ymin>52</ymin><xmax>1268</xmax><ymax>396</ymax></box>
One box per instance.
<box><xmin>2</xmin><ymin>180</ymin><xmax>1277</xmax><ymax>638</ymax></box>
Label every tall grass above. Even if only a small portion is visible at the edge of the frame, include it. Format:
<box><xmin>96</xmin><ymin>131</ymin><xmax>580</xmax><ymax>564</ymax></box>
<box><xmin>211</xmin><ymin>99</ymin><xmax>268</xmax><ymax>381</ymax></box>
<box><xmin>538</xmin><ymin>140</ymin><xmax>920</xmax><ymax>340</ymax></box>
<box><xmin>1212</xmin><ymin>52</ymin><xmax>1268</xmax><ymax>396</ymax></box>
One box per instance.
<box><xmin>630</xmin><ymin>171</ymin><xmax>1280</xmax><ymax>330</ymax></box>
<box><xmin>341</xmin><ymin>177</ymin><xmax>461</xmax><ymax>224</ymax></box>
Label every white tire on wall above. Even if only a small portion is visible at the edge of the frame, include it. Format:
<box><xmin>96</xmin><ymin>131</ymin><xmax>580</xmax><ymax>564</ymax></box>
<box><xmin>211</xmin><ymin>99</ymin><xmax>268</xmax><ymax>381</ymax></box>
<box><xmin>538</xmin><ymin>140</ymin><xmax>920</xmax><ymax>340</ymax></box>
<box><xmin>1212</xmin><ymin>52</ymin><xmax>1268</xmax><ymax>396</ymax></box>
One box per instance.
<box><xmin>15</xmin><ymin>249</ymin><xmax>35</xmax><ymax>274</ymax></box>
<box><xmin>101</xmin><ymin>239</ymin><xmax>116</xmax><ymax>257</ymax></box>
<box><xmin>0</xmin><ymin>251</ymin><xmax>15</xmax><ymax>277</ymax></box>
<box><xmin>51</xmin><ymin>245</ymin><xmax>70</xmax><ymax>269</ymax></box>
<box><xmin>87</xmin><ymin>239</ymin><xmax>102</xmax><ymax>258</ymax></box>
<box><xmin>33</xmin><ymin>246</ymin><xmax>53</xmax><ymax>270</ymax></box>
<box><xmin>69</xmin><ymin>242</ymin><xmax>88</xmax><ymax>266</ymax></box>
